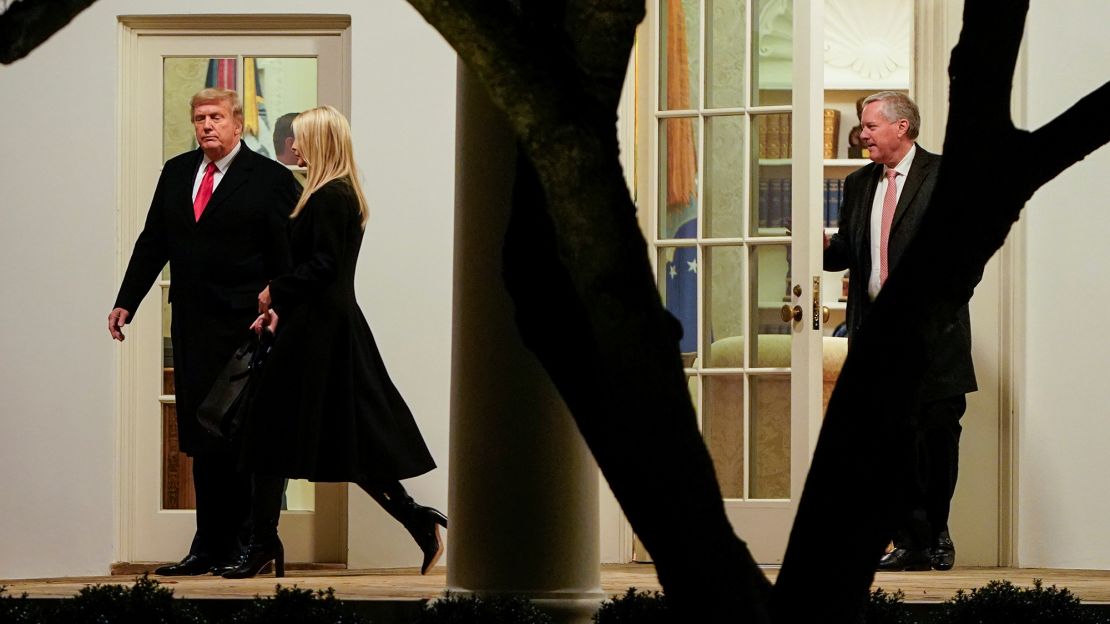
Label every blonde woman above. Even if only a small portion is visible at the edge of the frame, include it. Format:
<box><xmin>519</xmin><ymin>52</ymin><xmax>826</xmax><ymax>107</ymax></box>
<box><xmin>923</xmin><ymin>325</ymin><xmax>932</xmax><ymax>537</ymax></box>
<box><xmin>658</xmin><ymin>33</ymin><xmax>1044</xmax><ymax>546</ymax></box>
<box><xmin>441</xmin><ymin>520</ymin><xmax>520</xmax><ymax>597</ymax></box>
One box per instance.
<box><xmin>226</xmin><ymin>105</ymin><xmax>446</xmax><ymax>578</ymax></box>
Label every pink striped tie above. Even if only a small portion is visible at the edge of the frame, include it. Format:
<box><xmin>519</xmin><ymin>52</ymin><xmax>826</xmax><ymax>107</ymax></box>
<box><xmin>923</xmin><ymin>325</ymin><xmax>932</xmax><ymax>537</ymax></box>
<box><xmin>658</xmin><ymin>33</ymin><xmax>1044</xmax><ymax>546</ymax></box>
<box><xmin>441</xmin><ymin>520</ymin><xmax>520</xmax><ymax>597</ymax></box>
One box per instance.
<box><xmin>879</xmin><ymin>168</ymin><xmax>898</xmax><ymax>285</ymax></box>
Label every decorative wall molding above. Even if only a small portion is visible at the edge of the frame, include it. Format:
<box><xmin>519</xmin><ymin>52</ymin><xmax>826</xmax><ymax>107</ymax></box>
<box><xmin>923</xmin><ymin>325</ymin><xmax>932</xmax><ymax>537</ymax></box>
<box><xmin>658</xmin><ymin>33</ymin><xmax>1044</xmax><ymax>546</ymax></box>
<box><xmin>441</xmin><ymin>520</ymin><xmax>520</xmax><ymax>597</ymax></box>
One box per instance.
<box><xmin>824</xmin><ymin>0</ymin><xmax>911</xmax><ymax>88</ymax></box>
<box><xmin>757</xmin><ymin>0</ymin><xmax>912</xmax><ymax>90</ymax></box>
<box><xmin>757</xmin><ymin>0</ymin><xmax>793</xmax><ymax>60</ymax></box>
<box><xmin>119</xmin><ymin>14</ymin><xmax>351</xmax><ymax>31</ymax></box>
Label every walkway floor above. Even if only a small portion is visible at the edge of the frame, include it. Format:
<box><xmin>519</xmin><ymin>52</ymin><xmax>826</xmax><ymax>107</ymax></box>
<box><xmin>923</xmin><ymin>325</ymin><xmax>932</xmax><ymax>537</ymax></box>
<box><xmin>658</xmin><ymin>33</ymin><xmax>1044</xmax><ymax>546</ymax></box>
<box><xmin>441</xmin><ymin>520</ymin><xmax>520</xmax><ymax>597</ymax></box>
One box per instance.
<box><xmin>5</xmin><ymin>564</ymin><xmax>1110</xmax><ymax>604</ymax></box>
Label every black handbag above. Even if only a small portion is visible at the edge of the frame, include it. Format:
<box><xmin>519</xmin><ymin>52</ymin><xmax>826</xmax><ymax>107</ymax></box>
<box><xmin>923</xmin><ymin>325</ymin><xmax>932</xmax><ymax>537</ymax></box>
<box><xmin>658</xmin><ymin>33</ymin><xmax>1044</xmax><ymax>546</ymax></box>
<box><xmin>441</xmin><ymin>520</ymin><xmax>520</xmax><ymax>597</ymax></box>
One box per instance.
<box><xmin>196</xmin><ymin>329</ymin><xmax>275</xmax><ymax>440</ymax></box>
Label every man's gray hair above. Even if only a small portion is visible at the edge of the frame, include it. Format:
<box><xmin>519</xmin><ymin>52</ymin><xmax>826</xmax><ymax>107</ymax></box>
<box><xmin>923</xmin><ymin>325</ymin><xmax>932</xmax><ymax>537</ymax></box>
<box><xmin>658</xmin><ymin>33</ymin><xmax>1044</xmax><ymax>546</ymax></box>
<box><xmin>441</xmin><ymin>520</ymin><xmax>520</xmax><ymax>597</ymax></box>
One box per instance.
<box><xmin>862</xmin><ymin>91</ymin><xmax>920</xmax><ymax>140</ymax></box>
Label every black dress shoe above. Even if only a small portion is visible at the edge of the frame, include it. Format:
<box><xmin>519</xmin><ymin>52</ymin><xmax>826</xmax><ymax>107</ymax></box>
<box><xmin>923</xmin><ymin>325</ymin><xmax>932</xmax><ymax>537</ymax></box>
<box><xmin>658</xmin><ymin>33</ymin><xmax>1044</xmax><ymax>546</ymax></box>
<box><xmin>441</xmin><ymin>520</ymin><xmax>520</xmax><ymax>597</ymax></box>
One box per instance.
<box><xmin>931</xmin><ymin>531</ymin><xmax>956</xmax><ymax>571</ymax></box>
<box><xmin>221</xmin><ymin>537</ymin><xmax>284</xmax><ymax>579</ymax></box>
<box><xmin>208</xmin><ymin>558</ymin><xmax>243</xmax><ymax>576</ymax></box>
<box><xmin>154</xmin><ymin>554</ymin><xmax>215</xmax><ymax>576</ymax></box>
<box><xmin>877</xmin><ymin>547</ymin><xmax>932</xmax><ymax>571</ymax></box>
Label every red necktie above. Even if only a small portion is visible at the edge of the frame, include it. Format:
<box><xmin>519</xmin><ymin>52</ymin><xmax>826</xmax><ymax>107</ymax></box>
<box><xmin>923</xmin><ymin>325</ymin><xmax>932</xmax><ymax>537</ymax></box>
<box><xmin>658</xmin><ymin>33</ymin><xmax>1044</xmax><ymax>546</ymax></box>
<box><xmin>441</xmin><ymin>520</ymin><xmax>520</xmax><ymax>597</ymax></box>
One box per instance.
<box><xmin>193</xmin><ymin>162</ymin><xmax>217</xmax><ymax>221</ymax></box>
<box><xmin>879</xmin><ymin>168</ymin><xmax>899</xmax><ymax>285</ymax></box>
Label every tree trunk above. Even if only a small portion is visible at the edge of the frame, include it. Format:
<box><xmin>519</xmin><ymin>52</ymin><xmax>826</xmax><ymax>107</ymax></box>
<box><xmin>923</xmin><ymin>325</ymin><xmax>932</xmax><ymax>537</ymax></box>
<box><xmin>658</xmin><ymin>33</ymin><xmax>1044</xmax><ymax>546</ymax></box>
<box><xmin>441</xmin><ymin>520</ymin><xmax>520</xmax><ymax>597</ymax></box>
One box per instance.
<box><xmin>775</xmin><ymin>1</ymin><xmax>1110</xmax><ymax>619</ymax></box>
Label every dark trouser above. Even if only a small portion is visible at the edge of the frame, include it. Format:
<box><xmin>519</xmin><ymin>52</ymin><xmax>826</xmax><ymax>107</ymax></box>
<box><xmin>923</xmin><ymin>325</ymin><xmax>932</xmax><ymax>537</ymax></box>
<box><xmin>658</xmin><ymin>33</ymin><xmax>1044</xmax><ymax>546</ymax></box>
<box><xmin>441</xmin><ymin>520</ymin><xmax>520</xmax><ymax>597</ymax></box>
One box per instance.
<box><xmin>893</xmin><ymin>394</ymin><xmax>966</xmax><ymax>551</ymax></box>
<box><xmin>189</xmin><ymin>449</ymin><xmax>253</xmax><ymax>562</ymax></box>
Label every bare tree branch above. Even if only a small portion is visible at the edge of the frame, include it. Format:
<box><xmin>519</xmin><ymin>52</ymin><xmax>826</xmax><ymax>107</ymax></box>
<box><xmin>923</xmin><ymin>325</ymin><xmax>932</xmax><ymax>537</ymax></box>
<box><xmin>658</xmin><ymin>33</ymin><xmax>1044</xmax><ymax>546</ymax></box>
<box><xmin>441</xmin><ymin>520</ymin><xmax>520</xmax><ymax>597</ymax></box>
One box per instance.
<box><xmin>1027</xmin><ymin>81</ymin><xmax>1110</xmax><ymax>190</ymax></box>
<box><xmin>0</xmin><ymin>0</ymin><xmax>98</xmax><ymax>64</ymax></box>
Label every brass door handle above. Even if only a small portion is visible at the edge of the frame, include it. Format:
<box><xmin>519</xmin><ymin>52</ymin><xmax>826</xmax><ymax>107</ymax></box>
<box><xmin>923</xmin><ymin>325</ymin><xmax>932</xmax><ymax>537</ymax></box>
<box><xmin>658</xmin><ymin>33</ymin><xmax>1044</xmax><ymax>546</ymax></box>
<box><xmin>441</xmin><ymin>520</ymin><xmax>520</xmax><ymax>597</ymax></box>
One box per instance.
<box><xmin>822</xmin><ymin>306</ymin><xmax>831</xmax><ymax>324</ymax></box>
<box><xmin>780</xmin><ymin>304</ymin><xmax>803</xmax><ymax>323</ymax></box>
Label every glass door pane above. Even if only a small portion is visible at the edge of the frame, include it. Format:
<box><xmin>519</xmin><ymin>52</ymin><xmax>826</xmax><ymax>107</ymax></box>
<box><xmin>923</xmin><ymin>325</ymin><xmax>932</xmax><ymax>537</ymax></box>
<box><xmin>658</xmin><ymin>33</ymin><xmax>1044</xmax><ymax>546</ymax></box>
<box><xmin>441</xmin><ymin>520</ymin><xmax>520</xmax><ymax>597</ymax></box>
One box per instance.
<box><xmin>751</xmin><ymin>243</ymin><xmax>791</xmax><ymax>365</ymax></box>
<box><xmin>649</xmin><ymin>0</ymin><xmax>820</xmax><ymax>565</ymax></box>
<box><xmin>660</xmin><ymin>0</ymin><xmax>701</xmax><ymax>112</ymax></box>
<box><xmin>752</xmin><ymin>0</ymin><xmax>793</xmax><ymax>105</ymax></box>
<box><xmin>706</xmin><ymin>0</ymin><xmax>747</xmax><ymax>109</ymax></box>
<box><xmin>658</xmin><ymin>246</ymin><xmax>699</xmax><ymax>363</ymax></box>
<box><xmin>703</xmin><ymin>375</ymin><xmax>745</xmax><ymax>498</ymax></box>
<box><xmin>704</xmin><ymin>115</ymin><xmax>745</xmax><ymax>238</ymax></box>
<box><xmin>244</xmin><ymin>57</ymin><xmax>318</xmax><ymax>164</ymax></box>
<box><xmin>749</xmin><ymin>374</ymin><xmax>790</xmax><ymax>498</ymax></box>
<box><xmin>658</xmin><ymin>117</ymin><xmax>700</xmax><ymax>240</ymax></box>
<box><xmin>158</xmin><ymin>54</ymin><xmax>319</xmax><ymax>511</ymax></box>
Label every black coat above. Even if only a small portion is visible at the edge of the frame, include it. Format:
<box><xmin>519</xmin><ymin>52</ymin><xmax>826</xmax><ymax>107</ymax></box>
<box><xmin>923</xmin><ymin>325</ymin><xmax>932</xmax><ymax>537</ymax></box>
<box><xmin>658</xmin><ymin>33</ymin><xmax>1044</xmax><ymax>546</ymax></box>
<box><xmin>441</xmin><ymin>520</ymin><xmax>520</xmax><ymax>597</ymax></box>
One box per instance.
<box><xmin>241</xmin><ymin>179</ymin><xmax>436</xmax><ymax>483</ymax></box>
<box><xmin>824</xmin><ymin>146</ymin><xmax>977</xmax><ymax>400</ymax></box>
<box><xmin>114</xmin><ymin>143</ymin><xmax>299</xmax><ymax>455</ymax></box>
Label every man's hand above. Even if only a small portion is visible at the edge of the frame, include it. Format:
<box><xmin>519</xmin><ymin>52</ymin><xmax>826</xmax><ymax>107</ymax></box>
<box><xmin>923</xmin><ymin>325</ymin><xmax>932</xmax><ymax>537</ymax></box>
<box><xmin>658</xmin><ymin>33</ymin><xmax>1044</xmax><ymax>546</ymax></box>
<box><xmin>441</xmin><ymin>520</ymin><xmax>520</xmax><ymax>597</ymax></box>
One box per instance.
<box><xmin>823</xmin><ymin>231</ymin><xmax>831</xmax><ymax>250</ymax></box>
<box><xmin>108</xmin><ymin>308</ymin><xmax>130</xmax><ymax>341</ymax></box>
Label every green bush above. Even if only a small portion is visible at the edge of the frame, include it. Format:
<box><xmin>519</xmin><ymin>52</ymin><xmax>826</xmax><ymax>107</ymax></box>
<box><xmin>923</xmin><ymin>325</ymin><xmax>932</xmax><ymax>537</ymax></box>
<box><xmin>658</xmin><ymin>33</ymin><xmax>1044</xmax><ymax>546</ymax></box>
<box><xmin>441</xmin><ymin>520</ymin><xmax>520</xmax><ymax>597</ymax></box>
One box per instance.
<box><xmin>227</xmin><ymin>585</ymin><xmax>368</xmax><ymax>624</ymax></box>
<box><xmin>594</xmin><ymin>587</ymin><xmax>915</xmax><ymax>624</ymax></box>
<box><xmin>593</xmin><ymin>588</ymin><xmax>672</xmax><ymax>624</ymax></box>
<box><xmin>46</xmin><ymin>574</ymin><xmax>205</xmax><ymax>624</ymax></box>
<box><xmin>864</xmin><ymin>587</ymin><xmax>914</xmax><ymax>624</ymax></box>
<box><xmin>415</xmin><ymin>592</ymin><xmax>552</xmax><ymax>624</ymax></box>
<box><xmin>0</xmin><ymin>585</ymin><xmax>40</xmax><ymax>624</ymax></box>
<box><xmin>6</xmin><ymin>576</ymin><xmax>1110</xmax><ymax>623</ymax></box>
<box><xmin>937</xmin><ymin>579</ymin><xmax>1107</xmax><ymax>624</ymax></box>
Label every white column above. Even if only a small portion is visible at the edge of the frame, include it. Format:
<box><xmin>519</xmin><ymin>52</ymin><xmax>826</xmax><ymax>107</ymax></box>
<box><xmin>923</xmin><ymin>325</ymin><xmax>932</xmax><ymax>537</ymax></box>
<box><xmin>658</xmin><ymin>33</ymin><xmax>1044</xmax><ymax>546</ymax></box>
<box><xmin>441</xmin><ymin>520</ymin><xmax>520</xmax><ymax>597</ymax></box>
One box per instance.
<box><xmin>446</xmin><ymin>63</ymin><xmax>603</xmax><ymax>623</ymax></box>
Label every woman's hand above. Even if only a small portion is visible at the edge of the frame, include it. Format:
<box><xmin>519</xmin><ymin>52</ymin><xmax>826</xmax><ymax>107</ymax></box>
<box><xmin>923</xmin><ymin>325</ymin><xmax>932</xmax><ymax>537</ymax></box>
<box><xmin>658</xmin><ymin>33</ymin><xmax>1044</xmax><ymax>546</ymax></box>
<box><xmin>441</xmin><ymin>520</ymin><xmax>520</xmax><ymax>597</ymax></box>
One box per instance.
<box><xmin>258</xmin><ymin>285</ymin><xmax>272</xmax><ymax>314</ymax></box>
<box><xmin>249</xmin><ymin>310</ymin><xmax>280</xmax><ymax>335</ymax></box>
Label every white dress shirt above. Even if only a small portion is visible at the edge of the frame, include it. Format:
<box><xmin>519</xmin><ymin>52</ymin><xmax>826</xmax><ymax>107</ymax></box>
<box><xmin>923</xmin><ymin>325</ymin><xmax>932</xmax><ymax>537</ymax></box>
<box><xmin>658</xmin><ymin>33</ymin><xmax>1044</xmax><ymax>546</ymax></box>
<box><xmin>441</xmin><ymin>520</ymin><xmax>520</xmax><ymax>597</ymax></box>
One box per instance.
<box><xmin>191</xmin><ymin>141</ymin><xmax>243</xmax><ymax>202</ymax></box>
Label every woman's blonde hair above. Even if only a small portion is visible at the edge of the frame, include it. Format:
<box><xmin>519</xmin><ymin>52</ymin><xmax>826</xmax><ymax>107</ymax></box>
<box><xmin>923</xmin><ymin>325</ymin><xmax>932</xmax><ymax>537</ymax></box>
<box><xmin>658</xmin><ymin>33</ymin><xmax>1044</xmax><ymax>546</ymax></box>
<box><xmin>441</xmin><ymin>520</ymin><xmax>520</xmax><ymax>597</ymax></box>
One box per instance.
<box><xmin>290</xmin><ymin>105</ymin><xmax>369</xmax><ymax>227</ymax></box>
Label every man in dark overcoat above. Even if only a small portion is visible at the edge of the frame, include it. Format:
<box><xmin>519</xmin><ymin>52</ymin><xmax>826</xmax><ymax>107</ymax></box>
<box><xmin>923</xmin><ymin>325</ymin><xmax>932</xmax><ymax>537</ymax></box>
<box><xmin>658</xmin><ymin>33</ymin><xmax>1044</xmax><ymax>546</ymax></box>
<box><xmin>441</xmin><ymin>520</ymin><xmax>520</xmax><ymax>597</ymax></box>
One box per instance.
<box><xmin>824</xmin><ymin>91</ymin><xmax>977</xmax><ymax>572</ymax></box>
<box><xmin>108</xmin><ymin>88</ymin><xmax>299</xmax><ymax>575</ymax></box>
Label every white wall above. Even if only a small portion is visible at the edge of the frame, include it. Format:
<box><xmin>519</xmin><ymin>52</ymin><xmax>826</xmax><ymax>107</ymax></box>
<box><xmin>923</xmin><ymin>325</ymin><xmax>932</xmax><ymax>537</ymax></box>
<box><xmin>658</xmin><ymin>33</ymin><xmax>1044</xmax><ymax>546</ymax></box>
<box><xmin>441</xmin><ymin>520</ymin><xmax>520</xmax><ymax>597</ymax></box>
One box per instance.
<box><xmin>0</xmin><ymin>3</ymin><xmax>119</xmax><ymax>579</ymax></box>
<box><xmin>1019</xmin><ymin>0</ymin><xmax>1110</xmax><ymax>568</ymax></box>
<box><xmin>0</xmin><ymin>0</ymin><xmax>456</xmax><ymax>578</ymax></box>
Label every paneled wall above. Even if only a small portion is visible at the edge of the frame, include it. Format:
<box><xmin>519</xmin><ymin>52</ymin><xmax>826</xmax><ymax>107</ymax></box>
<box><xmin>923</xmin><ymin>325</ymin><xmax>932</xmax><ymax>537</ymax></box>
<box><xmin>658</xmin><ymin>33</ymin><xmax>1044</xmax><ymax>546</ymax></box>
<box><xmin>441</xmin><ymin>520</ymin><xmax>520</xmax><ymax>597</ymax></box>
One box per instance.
<box><xmin>1019</xmin><ymin>0</ymin><xmax>1110</xmax><ymax>569</ymax></box>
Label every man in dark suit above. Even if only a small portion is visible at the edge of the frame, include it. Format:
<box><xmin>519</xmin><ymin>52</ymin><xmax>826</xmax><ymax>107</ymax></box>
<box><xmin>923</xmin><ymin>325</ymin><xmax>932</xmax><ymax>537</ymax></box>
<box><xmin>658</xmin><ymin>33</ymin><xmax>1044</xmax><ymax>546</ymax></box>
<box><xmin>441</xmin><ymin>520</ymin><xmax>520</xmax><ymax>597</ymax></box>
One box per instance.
<box><xmin>824</xmin><ymin>91</ymin><xmax>976</xmax><ymax>572</ymax></box>
<box><xmin>108</xmin><ymin>88</ymin><xmax>299</xmax><ymax>575</ymax></box>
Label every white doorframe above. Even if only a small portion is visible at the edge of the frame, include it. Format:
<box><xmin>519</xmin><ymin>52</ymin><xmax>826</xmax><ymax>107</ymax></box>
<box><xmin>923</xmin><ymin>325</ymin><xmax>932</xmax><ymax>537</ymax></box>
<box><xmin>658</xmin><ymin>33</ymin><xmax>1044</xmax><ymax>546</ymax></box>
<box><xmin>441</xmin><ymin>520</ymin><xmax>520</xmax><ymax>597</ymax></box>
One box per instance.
<box><xmin>606</xmin><ymin>0</ymin><xmax>1018</xmax><ymax>567</ymax></box>
<box><xmin>115</xmin><ymin>15</ymin><xmax>351</xmax><ymax>565</ymax></box>
<box><xmin>599</xmin><ymin>43</ymin><xmax>641</xmax><ymax>564</ymax></box>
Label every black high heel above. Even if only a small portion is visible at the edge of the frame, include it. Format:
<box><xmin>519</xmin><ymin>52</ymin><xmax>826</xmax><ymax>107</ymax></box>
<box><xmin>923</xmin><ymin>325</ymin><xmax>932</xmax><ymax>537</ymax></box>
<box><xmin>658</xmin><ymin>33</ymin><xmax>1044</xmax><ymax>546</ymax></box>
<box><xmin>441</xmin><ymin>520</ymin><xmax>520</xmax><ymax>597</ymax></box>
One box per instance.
<box><xmin>412</xmin><ymin>506</ymin><xmax>448</xmax><ymax>575</ymax></box>
<box><xmin>221</xmin><ymin>536</ymin><xmax>284</xmax><ymax>579</ymax></box>
<box><xmin>359</xmin><ymin>481</ymin><xmax>448</xmax><ymax>575</ymax></box>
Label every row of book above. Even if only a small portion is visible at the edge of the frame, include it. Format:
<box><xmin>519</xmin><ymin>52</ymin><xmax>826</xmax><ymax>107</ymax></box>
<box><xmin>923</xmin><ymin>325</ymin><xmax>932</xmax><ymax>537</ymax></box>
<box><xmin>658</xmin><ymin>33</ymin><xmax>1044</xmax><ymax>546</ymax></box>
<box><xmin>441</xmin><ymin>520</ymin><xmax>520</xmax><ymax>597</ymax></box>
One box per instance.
<box><xmin>757</xmin><ymin>113</ymin><xmax>792</xmax><ymax>159</ymax></box>
<box><xmin>756</xmin><ymin>110</ymin><xmax>842</xmax><ymax>160</ymax></box>
<box><xmin>756</xmin><ymin>178</ymin><xmax>845</xmax><ymax>229</ymax></box>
